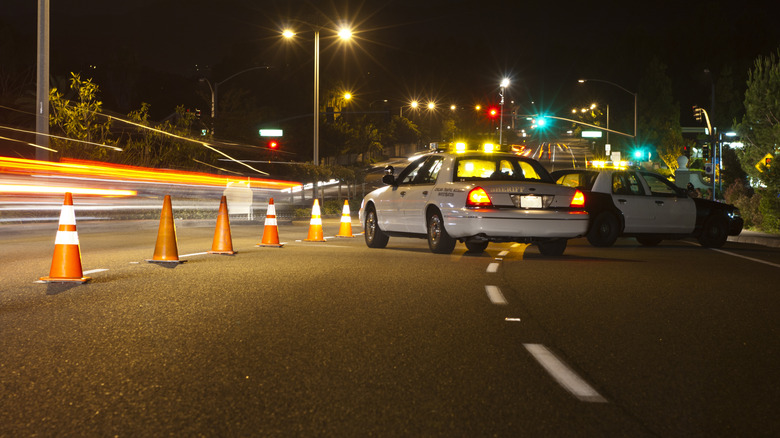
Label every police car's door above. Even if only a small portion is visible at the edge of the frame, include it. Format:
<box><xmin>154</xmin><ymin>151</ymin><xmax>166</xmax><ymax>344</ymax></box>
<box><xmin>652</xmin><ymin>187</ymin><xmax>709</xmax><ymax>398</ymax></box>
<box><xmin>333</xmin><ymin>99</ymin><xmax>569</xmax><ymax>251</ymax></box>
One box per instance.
<box><xmin>400</xmin><ymin>156</ymin><xmax>444</xmax><ymax>233</ymax></box>
<box><xmin>611</xmin><ymin>171</ymin><xmax>656</xmax><ymax>232</ymax></box>
<box><xmin>377</xmin><ymin>157</ymin><xmax>427</xmax><ymax>231</ymax></box>
<box><xmin>640</xmin><ymin>172</ymin><xmax>696</xmax><ymax>233</ymax></box>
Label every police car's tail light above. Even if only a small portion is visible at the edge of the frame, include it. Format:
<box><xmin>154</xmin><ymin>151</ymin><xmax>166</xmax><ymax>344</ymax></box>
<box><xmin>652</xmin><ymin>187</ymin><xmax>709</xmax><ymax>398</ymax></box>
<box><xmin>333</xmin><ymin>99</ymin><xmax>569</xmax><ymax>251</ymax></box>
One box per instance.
<box><xmin>466</xmin><ymin>187</ymin><xmax>493</xmax><ymax>208</ymax></box>
<box><xmin>570</xmin><ymin>190</ymin><xmax>586</xmax><ymax>207</ymax></box>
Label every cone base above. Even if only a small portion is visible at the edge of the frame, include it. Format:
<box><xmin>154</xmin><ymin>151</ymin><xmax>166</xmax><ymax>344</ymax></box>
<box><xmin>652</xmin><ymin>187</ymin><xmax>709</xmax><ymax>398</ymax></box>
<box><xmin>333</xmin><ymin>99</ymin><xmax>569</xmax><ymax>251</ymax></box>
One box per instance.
<box><xmin>256</xmin><ymin>243</ymin><xmax>284</xmax><ymax>247</ymax></box>
<box><xmin>208</xmin><ymin>250</ymin><xmax>237</xmax><ymax>255</ymax></box>
<box><xmin>335</xmin><ymin>235</ymin><xmax>355</xmax><ymax>238</ymax></box>
<box><xmin>146</xmin><ymin>259</ymin><xmax>187</xmax><ymax>265</ymax></box>
<box><xmin>38</xmin><ymin>276</ymin><xmax>91</xmax><ymax>284</ymax></box>
<box><xmin>304</xmin><ymin>238</ymin><xmax>327</xmax><ymax>242</ymax></box>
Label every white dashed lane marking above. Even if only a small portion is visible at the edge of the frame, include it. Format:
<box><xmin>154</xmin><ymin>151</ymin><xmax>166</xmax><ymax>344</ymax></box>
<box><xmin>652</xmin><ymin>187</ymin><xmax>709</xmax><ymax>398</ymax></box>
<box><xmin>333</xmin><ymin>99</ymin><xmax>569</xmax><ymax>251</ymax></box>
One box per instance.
<box><xmin>485</xmin><ymin>285</ymin><xmax>507</xmax><ymax>305</ymax></box>
<box><xmin>523</xmin><ymin>343</ymin><xmax>607</xmax><ymax>403</ymax></box>
<box><xmin>486</xmin><ymin>262</ymin><xmax>500</xmax><ymax>273</ymax></box>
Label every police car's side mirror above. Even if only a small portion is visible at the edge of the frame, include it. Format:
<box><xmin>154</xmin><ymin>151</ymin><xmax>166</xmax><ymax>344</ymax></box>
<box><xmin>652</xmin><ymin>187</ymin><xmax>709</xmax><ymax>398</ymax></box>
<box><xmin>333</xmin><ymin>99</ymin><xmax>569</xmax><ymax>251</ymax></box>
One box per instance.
<box><xmin>382</xmin><ymin>166</ymin><xmax>395</xmax><ymax>185</ymax></box>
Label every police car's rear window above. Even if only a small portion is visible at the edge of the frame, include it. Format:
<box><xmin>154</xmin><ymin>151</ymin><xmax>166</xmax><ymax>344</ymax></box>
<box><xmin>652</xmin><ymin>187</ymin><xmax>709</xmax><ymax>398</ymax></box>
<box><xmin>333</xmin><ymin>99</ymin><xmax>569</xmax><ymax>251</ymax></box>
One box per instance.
<box><xmin>454</xmin><ymin>156</ymin><xmax>551</xmax><ymax>182</ymax></box>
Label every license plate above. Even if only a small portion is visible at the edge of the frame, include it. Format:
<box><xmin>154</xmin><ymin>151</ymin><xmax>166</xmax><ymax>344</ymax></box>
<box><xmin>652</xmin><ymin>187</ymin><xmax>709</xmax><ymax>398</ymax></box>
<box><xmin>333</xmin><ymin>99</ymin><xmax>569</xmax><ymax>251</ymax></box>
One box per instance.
<box><xmin>519</xmin><ymin>195</ymin><xmax>542</xmax><ymax>208</ymax></box>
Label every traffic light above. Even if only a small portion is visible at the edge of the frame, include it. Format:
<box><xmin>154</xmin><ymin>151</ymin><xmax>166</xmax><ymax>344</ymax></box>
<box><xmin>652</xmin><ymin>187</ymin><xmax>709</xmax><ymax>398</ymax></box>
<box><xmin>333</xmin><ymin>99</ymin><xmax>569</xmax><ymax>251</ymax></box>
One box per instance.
<box><xmin>267</xmin><ymin>140</ymin><xmax>279</xmax><ymax>149</ymax></box>
<box><xmin>693</xmin><ymin>106</ymin><xmax>703</xmax><ymax>122</ymax></box>
<box><xmin>702</xmin><ymin>143</ymin><xmax>710</xmax><ymax>158</ymax></box>
<box><xmin>487</xmin><ymin>107</ymin><xmax>499</xmax><ymax>119</ymax></box>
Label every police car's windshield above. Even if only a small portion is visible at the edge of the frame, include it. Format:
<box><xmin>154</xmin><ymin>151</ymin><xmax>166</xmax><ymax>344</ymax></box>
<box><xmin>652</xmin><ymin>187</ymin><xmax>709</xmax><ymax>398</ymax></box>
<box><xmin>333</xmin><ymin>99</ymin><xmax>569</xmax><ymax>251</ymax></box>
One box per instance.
<box><xmin>453</xmin><ymin>155</ymin><xmax>552</xmax><ymax>183</ymax></box>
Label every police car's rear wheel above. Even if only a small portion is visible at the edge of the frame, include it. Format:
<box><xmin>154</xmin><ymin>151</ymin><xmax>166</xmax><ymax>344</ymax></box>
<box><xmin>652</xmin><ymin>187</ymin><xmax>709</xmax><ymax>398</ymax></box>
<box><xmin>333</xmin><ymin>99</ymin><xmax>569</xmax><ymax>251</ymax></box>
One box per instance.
<box><xmin>465</xmin><ymin>240</ymin><xmax>489</xmax><ymax>253</ymax></box>
<box><xmin>587</xmin><ymin>212</ymin><xmax>619</xmax><ymax>247</ymax></box>
<box><xmin>427</xmin><ymin>209</ymin><xmax>456</xmax><ymax>254</ymax></box>
<box><xmin>537</xmin><ymin>238</ymin><xmax>567</xmax><ymax>256</ymax></box>
<box><xmin>636</xmin><ymin>236</ymin><xmax>663</xmax><ymax>246</ymax></box>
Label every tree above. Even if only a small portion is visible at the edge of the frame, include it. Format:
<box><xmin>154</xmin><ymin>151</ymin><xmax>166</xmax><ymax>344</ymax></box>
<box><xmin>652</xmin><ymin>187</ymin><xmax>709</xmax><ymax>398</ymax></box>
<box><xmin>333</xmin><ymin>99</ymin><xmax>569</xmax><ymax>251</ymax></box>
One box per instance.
<box><xmin>121</xmin><ymin>103</ymin><xmax>218</xmax><ymax>169</ymax></box>
<box><xmin>735</xmin><ymin>48</ymin><xmax>780</xmax><ymax>188</ymax></box>
<box><xmin>49</xmin><ymin>73</ymin><xmax>115</xmax><ymax>160</ymax></box>
<box><xmin>637</xmin><ymin>58</ymin><xmax>685</xmax><ymax>171</ymax></box>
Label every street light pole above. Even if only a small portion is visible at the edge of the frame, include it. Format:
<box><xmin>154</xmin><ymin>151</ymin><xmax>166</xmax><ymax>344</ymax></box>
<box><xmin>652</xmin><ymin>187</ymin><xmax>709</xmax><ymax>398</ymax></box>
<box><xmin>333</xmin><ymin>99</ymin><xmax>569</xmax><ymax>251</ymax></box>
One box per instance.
<box><xmin>36</xmin><ymin>0</ymin><xmax>50</xmax><ymax>161</ymax></box>
<box><xmin>499</xmin><ymin>78</ymin><xmax>509</xmax><ymax>146</ymax></box>
<box><xmin>578</xmin><ymin>78</ymin><xmax>637</xmax><ymax>139</ymax></box>
<box><xmin>200</xmin><ymin>66</ymin><xmax>270</xmax><ymax>136</ymax></box>
<box><xmin>313</xmin><ymin>28</ymin><xmax>320</xmax><ymax>168</ymax></box>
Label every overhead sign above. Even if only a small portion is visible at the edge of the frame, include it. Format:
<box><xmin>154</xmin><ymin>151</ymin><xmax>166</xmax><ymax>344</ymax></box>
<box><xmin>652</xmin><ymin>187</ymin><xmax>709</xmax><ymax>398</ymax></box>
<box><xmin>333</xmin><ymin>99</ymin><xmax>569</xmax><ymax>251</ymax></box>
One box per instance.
<box><xmin>755</xmin><ymin>153</ymin><xmax>773</xmax><ymax>172</ymax></box>
<box><xmin>259</xmin><ymin>129</ymin><xmax>283</xmax><ymax>137</ymax></box>
<box><xmin>582</xmin><ymin>131</ymin><xmax>602</xmax><ymax>138</ymax></box>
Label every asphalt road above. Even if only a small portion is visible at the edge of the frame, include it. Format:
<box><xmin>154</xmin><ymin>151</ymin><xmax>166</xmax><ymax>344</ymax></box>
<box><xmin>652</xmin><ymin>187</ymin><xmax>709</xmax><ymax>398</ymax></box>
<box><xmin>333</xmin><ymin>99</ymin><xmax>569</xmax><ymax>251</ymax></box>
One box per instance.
<box><xmin>1</xmin><ymin>219</ymin><xmax>778</xmax><ymax>437</ymax></box>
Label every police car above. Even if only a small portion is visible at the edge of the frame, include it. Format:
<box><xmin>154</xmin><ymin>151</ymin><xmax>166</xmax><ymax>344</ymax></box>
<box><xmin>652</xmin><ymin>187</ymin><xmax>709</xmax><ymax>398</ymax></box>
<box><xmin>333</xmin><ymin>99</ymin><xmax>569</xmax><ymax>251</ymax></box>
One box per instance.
<box><xmin>358</xmin><ymin>144</ymin><xmax>589</xmax><ymax>255</ymax></box>
<box><xmin>551</xmin><ymin>165</ymin><xmax>743</xmax><ymax>248</ymax></box>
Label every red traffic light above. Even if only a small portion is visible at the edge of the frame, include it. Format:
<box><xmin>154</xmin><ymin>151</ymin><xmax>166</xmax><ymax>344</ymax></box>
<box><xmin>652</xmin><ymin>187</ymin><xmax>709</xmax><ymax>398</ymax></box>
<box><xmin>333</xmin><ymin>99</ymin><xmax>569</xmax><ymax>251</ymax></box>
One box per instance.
<box><xmin>268</xmin><ymin>140</ymin><xmax>279</xmax><ymax>149</ymax></box>
<box><xmin>488</xmin><ymin>107</ymin><xmax>499</xmax><ymax>118</ymax></box>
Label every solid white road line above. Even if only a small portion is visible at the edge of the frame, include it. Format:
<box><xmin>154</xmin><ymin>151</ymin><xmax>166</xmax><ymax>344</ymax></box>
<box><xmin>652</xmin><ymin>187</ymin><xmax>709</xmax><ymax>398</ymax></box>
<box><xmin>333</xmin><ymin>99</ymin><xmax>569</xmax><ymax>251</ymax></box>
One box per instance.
<box><xmin>711</xmin><ymin>248</ymin><xmax>780</xmax><ymax>269</ymax></box>
<box><xmin>82</xmin><ymin>268</ymin><xmax>108</xmax><ymax>275</ymax></box>
<box><xmin>485</xmin><ymin>285</ymin><xmax>507</xmax><ymax>305</ymax></box>
<box><xmin>180</xmin><ymin>252</ymin><xmax>209</xmax><ymax>258</ymax></box>
<box><xmin>523</xmin><ymin>343</ymin><xmax>607</xmax><ymax>403</ymax></box>
<box><xmin>486</xmin><ymin>262</ymin><xmax>500</xmax><ymax>273</ymax></box>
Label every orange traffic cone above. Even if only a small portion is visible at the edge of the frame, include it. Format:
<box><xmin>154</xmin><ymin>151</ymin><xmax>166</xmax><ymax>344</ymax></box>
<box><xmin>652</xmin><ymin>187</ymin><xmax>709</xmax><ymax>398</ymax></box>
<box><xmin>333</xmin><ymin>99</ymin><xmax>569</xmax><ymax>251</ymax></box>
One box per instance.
<box><xmin>39</xmin><ymin>192</ymin><xmax>91</xmax><ymax>283</ymax></box>
<box><xmin>304</xmin><ymin>199</ymin><xmax>326</xmax><ymax>242</ymax></box>
<box><xmin>146</xmin><ymin>195</ymin><xmax>185</xmax><ymax>264</ymax></box>
<box><xmin>336</xmin><ymin>200</ymin><xmax>354</xmax><ymax>238</ymax></box>
<box><xmin>257</xmin><ymin>197</ymin><xmax>284</xmax><ymax>247</ymax></box>
<box><xmin>209</xmin><ymin>195</ymin><xmax>236</xmax><ymax>255</ymax></box>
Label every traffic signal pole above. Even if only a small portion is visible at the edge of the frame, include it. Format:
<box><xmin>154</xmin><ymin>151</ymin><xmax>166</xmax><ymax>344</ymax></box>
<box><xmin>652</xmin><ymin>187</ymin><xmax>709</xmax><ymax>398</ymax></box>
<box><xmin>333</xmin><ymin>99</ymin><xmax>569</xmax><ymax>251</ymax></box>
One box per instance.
<box><xmin>693</xmin><ymin>106</ymin><xmax>716</xmax><ymax>200</ymax></box>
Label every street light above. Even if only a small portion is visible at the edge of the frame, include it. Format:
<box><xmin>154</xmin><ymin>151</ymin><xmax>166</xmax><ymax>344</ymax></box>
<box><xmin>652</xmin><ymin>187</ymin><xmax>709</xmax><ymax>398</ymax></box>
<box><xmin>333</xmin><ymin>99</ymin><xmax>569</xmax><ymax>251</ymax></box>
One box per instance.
<box><xmin>200</xmin><ymin>66</ymin><xmax>270</xmax><ymax>135</ymax></box>
<box><xmin>283</xmin><ymin>23</ymin><xmax>353</xmax><ymax>177</ymax></box>
<box><xmin>578</xmin><ymin>78</ymin><xmax>637</xmax><ymax>139</ymax></box>
<box><xmin>499</xmin><ymin>78</ymin><xmax>510</xmax><ymax>146</ymax></box>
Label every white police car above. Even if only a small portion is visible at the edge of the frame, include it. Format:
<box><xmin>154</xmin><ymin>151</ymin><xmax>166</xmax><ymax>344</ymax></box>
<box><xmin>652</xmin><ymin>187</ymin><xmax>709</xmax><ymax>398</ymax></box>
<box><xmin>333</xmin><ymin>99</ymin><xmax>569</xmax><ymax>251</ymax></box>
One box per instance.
<box><xmin>551</xmin><ymin>166</ymin><xmax>743</xmax><ymax>248</ymax></box>
<box><xmin>359</xmin><ymin>146</ymin><xmax>589</xmax><ymax>255</ymax></box>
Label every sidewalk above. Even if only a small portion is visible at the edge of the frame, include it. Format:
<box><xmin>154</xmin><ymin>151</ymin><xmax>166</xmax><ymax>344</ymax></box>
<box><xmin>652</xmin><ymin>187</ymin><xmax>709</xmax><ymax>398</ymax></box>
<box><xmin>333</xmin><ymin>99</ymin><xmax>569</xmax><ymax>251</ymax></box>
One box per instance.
<box><xmin>727</xmin><ymin>230</ymin><xmax>780</xmax><ymax>248</ymax></box>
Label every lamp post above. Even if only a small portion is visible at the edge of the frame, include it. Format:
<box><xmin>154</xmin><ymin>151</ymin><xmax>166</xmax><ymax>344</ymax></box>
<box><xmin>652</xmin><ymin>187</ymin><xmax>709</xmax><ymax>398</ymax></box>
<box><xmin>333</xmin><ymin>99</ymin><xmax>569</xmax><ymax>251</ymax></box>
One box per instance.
<box><xmin>578</xmin><ymin>78</ymin><xmax>637</xmax><ymax>139</ymax></box>
<box><xmin>200</xmin><ymin>66</ymin><xmax>270</xmax><ymax>135</ymax></box>
<box><xmin>499</xmin><ymin>78</ymin><xmax>510</xmax><ymax>146</ymax></box>
<box><xmin>283</xmin><ymin>25</ymin><xmax>352</xmax><ymax>170</ymax></box>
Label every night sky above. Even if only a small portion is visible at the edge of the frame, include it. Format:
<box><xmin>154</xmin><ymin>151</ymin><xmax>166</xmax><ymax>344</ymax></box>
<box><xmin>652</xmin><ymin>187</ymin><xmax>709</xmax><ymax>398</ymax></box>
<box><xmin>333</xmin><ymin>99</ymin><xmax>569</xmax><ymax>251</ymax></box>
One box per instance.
<box><xmin>2</xmin><ymin>0</ymin><xmax>779</xmax><ymax>138</ymax></box>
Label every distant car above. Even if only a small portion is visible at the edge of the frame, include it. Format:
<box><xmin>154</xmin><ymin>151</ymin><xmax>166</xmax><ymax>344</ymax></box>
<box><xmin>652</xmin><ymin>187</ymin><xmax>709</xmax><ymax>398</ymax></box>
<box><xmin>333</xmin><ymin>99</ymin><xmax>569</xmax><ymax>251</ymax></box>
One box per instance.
<box><xmin>358</xmin><ymin>150</ymin><xmax>589</xmax><ymax>255</ymax></box>
<box><xmin>550</xmin><ymin>168</ymin><xmax>743</xmax><ymax>248</ymax></box>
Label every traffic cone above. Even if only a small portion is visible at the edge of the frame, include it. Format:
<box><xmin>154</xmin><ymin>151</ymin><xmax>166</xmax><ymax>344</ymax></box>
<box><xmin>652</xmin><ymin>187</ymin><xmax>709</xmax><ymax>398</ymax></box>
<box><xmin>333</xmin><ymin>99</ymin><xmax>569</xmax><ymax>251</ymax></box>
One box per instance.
<box><xmin>146</xmin><ymin>195</ymin><xmax>185</xmax><ymax>264</ymax></box>
<box><xmin>39</xmin><ymin>192</ymin><xmax>90</xmax><ymax>283</ymax></box>
<box><xmin>304</xmin><ymin>199</ymin><xmax>326</xmax><ymax>242</ymax></box>
<box><xmin>336</xmin><ymin>200</ymin><xmax>354</xmax><ymax>238</ymax></box>
<box><xmin>209</xmin><ymin>195</ymin><xmax>236</xmax><ymax>255</ymax></box>
<box><xmin>257</xmin><ymin>198</ymin><xmax>284</xmax><ymax>247</ymax></box>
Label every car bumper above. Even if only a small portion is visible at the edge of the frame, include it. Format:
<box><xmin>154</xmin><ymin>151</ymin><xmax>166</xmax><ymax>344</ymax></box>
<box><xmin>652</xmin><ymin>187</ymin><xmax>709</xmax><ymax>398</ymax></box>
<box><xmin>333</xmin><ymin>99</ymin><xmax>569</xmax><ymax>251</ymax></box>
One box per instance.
<box><xmin>442</xmin><ymin>208</ymin><xmax>589</xmax><ymax>239</ymax></box>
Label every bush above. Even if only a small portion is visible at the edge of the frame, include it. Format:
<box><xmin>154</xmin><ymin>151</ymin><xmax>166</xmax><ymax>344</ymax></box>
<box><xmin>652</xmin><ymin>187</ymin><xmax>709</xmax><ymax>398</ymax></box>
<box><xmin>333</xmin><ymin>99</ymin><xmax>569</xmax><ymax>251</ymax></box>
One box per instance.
<box><xmin>758</xmin><ymin>190</ymin><xmax>780</xmax><ymax>233</ymax></box>
<box><xmin>724</xmin><ymin>179</ymin><xmax>762</xmax><ymax>229</ymax></box>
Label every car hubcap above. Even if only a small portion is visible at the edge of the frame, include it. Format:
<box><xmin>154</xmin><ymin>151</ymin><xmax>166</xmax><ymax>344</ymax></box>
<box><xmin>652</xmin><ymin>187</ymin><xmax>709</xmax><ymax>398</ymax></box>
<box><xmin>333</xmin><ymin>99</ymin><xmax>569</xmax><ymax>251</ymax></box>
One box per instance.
<box><xmin>429</xmin><ymin>215</ymin><xmax>441</xmax><ymax>243</ymax></box>
<box><xmin>367</xmin><ymin>213</ymin><xmax>376</xmax><ymax>239</ymax></box>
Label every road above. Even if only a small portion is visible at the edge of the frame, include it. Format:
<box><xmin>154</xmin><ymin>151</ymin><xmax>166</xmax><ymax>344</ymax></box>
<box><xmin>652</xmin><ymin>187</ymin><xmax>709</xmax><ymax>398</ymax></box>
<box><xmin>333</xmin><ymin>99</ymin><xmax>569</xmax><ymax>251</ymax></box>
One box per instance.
<box><xmin>1</xmin><ymin>219</ymin><xmax>778</xmax><ymax>436</ymax></box>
